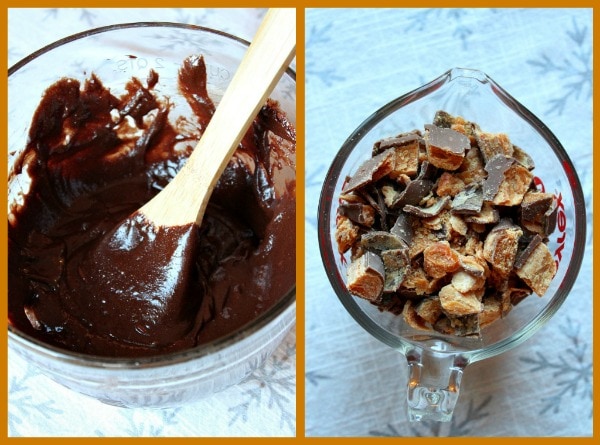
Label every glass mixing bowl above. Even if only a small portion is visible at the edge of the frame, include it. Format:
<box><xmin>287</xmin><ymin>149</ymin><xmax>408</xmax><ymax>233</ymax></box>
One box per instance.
<box><xmin>8</xmin><ymin>22</ymin><xmax>296</xmax><ymax>408</ymax></box>
<box><xmin>318</xmin><ymin>68</ymin><xmax>585</xmax><ymax>422</ymax></box>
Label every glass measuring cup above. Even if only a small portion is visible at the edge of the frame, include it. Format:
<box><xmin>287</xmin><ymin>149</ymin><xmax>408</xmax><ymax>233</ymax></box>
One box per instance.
<box><xmin>318</xmin><ymin>68</ymin><xmax>586</xmax><ymax>422</ymax></box>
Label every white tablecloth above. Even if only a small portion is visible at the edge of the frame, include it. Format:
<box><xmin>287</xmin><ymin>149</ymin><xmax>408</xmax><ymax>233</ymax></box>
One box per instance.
<box><xmin>8</xmin><ymin>7</ymin><xmax>296</xmax><ymax>437</ymax></box>
<box><xmin>305</xmin><ymin>8</ymin><xmax>592</xmax><ymax>437</ymax></box>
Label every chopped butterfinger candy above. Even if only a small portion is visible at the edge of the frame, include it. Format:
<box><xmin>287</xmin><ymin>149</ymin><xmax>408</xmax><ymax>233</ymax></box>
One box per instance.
<box><xmin>448</xmin><ymin>214</ymin><xmax>468</xmax><ymax>237</ymax></box>
<box><xmin>521</xmin><ymin>191</ymin><xmax>554</xmax><ymax>221</ymax></box>
<box><xmin>514</xmin><ymin>234</ymin><xmax>543</xmax><ymax>269</ymax></box>
<box><xmin>436</xmin><ymin>172</ymin><xmax>466</xmax><ymax>197</ymax></box>
<box><xmin>402</xmin><ymin>300</ymin><xmax>429</xmax><ymax>330</ymax></box>
<box><xmin>381</xmin><ymin>184</ymin><xmax>402</xmax><ymax>208</ymax></box>
<box><xmin>483</xmin><ymin>219</ymin><xmax>523</xmax><ymax>277</ymax></box>
<box><xmin>373</xmin><ymin>130</ymin><xmax>421</xmax><ymax>153</ymax></box>
<box><xmin>512</xmin><ymin>144</ymin><xmax>535</xmax><ymax>170</ymax></box>
<box><xmin>373</xmin><ymin>133</ymin><xmax>422</xmax><ymax>178</ymax></box>
<box><xmin>520</xmin><ymin>191</ymin><xmax>557</xmax><ymax>236</ymax></box>
<box><xmin>423</xmin><ymin>240</ymin><xmax>460</xmax><ymax>278</ymax></box>
<box><xmin>402</xmin><ymin>265</ymin><xmax>444</xmax><ymax>295</ymax></box>
<box><xmin>456</xmin><ymin>146</ymin><xmax>486</xmax><ymax>185</ymax></box>
<box><xmin>434</xmin><ymin>313</ymin><xmax>480</xmax><ymax>337</ymax></box>
<box><xmin>424</xmin><ymin>124</ymin><xmax>469</xmax><ymax>171</ymax></box>
<box><xmin>381</xmin><ymin>248</ymin><xmax>409</xmax><ymax>293</ymax></box>
<box><xmin>515</xmin><ymin>237</ymin><xmax>557</xmax><ymax>296</ymax></box>
<box><xmin>479</xmin><ymin>296</ymin><xmax>504</xmax><ymax>327</ymax></box>
<box><xmin>459</xmin><ymin>255</ymin><xmax>488</xmax><ymax>278</ymax></box>
<box><xmin>433</xmin><ymin>110</ymin><xmax>479</xmax><ymax>143</ymax></box>
<box><xmin>474</xmin><ymin>130</ymin><xmax>514</xmax><ymax>163</ymax></box>
<box><xmin>335</xmin><ymin>215</ymin><xmax>360</xmax><ymax>254</ymax></box>
<box><xmin>439</xmin><ymin>283</ymin><xmax>483</xmax><ymax>316</ymax></box>
<box><xmin>543</xmin><ymin>199</ymin><xmax>559</xmax><ymax>235</ymax></box>
<box><xmin>492</xmin><ymin>162</ymin><xmax>534</xmax><ymax>206</ymax></box>
<box><xmin>451</xmin><ymin>270</ymin><xmax>485</xmax><ymax>293</ymax></box>
<box><xmin>361</xmin><ymin>231</ymin><xmax>405</xmax><ymax>252</ymax></box>
<box><xmin>432</xmin><ymin>110</ymin><xmax>456</xmax><ymax>128</ymax></box>
<box><xmin>463</xmin><ymin>202</ymin><xmax>499</xmax><ymax>224</ymax></box>
<box><xmin>338</xmin><ymin>111</ymin><xmax>557</xmax><ymax>337</ymax></box>
<box><xmin>347</xmin><ymin>252</ymin><xmax>385</xmax><ymax>302</ymax></box>
<box><xmin>415</xmin><ymin>297</ymin><xmax>443</xmax><ymax>325</ymax></box>
<box><xmin>339</xmin><ymin>202</ymin><xmax>376</xmax><ymax>227</ymax></box>
<box><xmin>404</xmin><ymin>196</ymin><xmax>450</xmax><ymax>218</ymax></box>
<box><xmin>343</xmin><ymin>149</ymin><xmax>395</xmax><ymax>193</ymax></box>
<box><xmin>408</xmin><ymin>224</ymin><xmax>442</xmax><ymax>258</ymax></box>
<box><xmin>339</xmin><ymin>191</ymin><xmax>366</xmax><ymax>204</ymax></box>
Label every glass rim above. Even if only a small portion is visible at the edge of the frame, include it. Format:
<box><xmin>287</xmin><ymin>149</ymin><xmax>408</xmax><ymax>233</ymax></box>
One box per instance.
<box><xmin>8</xmin><ymin>21</ymin><xmax>297</xmax><ymax>368</ymax></box>
<box><xmin>9</xmin><ymin>289</ymin><xmax>296</xmax><ymax>369</ymax></box>
<box><xmin>8</xmin><ymin>21</ymin><xmax>296</xmax><ymax>81</ymax></box>
<box><xmin>318</xmin><ymin>67</ymin><xmax>586</xmax><ymax>363</ymax></box>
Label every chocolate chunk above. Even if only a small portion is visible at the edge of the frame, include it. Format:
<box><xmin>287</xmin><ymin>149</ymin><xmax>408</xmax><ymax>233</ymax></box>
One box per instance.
<box><xmin>390</xmin><ymin>213</ymin><xmax>414</xmax><ymax>245</ymax></box>
<box><xmin>403</xmin><ymin>196</ymin><xmax>450</xmax><ymax>218</ymax></box>
<box><xmin>395</xmin><ymin>179</ymin><xmax>434</xmax><ymax>207</ymax></box>
<box><xmin>544</xmin><ymin>198</ymin><xmax>558</xmax><ymax>235</ymax></box>
<box><xmin>482</xmin><ymin>154</ymin><xmax>514</xmax><ymax>201</ymax></box>
<box><xmin>373</xmin><ymin>131</ymin><xmax>421</xmax><ymax>154</ymax></box>
<box><xmin>339</xmin><ymin>202</ymin><xmax>376</xmax><ymax>227</ymax></box>
<box><xmin>357</xmin><ymin>186</ymin><xmax>388</xmax><ymax>230</ymax></box>
<box><xmin>416</xmin><ymin>160</ymin><xmax>438</xmax><ymax>181</ymax></box>
<box><xmin>521</xmin><ymin>191</ymin><xmax>554</xmax><ymax>221</ymax></box>
<box><xmin>513</xmin><ymin>234</ymin><xmax>543</xmax><ymax>270</ymax></box>
<box><xmin>343</xmin><ymin>149</ymin><xmax>394</xmax><ymax>193</ymax></box>
<box><xmin>451</xmin><ymin>183</ymin><xmax>484</xmax><ymax>214</ymax></box>
<box><xmin>424</xmin><ymin>125</ymin><xmax>468</xmax><ymax>155</ymax></box>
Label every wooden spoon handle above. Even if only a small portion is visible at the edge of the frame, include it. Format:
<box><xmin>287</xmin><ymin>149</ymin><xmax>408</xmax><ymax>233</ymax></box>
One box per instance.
<box><xmin>140</xmin><ymin>8</ymin><xmax>296</xmax><ymax>226</ymax></box>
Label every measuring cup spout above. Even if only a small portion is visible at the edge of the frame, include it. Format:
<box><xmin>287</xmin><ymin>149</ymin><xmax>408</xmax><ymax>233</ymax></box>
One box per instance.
<box><xmin>405</xmin><ymin>347</ymin><xmax>468</xmax><ymax>422</ymax></box>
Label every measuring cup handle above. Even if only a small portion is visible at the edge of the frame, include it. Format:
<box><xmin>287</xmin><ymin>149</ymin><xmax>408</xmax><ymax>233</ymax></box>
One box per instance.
<box><xmin>405</xmin><ymin>348</ymin><xmax>468</xmax><ymax>422</ymax></box>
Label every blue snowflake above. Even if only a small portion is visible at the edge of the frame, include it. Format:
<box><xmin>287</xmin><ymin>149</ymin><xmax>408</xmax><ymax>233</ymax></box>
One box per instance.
<box><xmin>228</xmin><ymin>339</ymin><xmax>296</xmax><ymax>434</ymax></box>
<box><xmin>8</xmin><ymin>365</ymin><xmax>63</xmax><ymax>436</ymax></box>
<box><xmin>305</xmin><ymin>22</ymin><xmax>345</xmax><ymax>86</ymax></box>
<box><xmin>519</xmin><ymin>317</ymin><xmax>592</xmax><ymax>418</ymax></box>
<box><xmin>526</xmin><ymin>18</ymin><xmax>592</xmax><ymax>115</ymax></box>
<box><xmin>305</xmin><ymin>370</ymin><xmax>331</xmax><ymax>386</ymax></box>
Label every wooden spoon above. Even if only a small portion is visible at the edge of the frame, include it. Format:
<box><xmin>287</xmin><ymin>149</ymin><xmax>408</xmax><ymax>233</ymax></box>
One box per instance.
<box><xmin>141</xmin><ymin>8</ymin><xmax>296</xmax><ymax>227</ymax></box>
<box><xmin>74</xmin><ymin>8</ymin><xmax>296</xmax><ymax>346</ymax></box>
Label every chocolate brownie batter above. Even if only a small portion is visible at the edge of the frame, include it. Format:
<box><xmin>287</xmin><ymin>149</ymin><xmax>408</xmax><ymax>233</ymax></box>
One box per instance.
<box><xmin>8</xmin><ymin>55</ymin><xmax>296</xmax><ymax>357</ymax></box>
